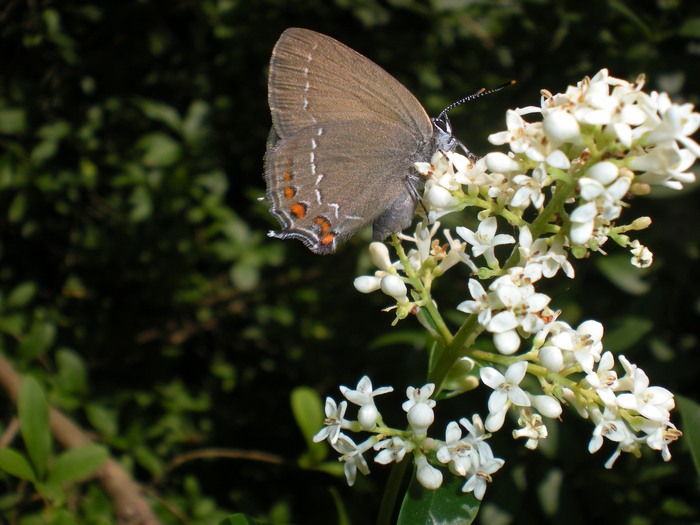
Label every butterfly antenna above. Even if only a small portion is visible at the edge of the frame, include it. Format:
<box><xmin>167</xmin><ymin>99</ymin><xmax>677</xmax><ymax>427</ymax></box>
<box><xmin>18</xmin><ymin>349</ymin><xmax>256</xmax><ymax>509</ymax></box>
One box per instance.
<box><xmin>437</xmin><ymin>80</ymin><xmax>516</xmax><ymax>121</ymax></box>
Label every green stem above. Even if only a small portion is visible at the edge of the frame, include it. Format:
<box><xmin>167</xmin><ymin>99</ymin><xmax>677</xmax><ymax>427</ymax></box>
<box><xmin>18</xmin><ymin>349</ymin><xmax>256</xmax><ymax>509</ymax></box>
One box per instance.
<box><xmin>392</xmin><ymin>235</ymin><xmax>453</xmax><ymax>345</ymax></box>
<box><xmin>428</xmin><ymin>314</ymin><xmax>479</xmax><ymax>393</ymax></box>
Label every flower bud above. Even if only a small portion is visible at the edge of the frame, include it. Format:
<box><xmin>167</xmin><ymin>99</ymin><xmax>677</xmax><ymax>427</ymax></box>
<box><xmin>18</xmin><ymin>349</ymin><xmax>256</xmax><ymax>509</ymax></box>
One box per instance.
<box><xmin>531</xmin><ymin>395</ymin><xmax>563</xmax><ymax>418</ymax></box>
<box><xmin>485</xmin><ymin>152</ymin><xmax>521</xmax><ymax>173</ymax></box>
<box><xmin>407</xmin><ymin>403</ymin><xmax>435</xmax><ymax>437</ymax></box>
<box><xmin>415</xmin><ymin>456</ymin><xmax>443</xmax><ymax>490</ymax></box>
<box><xmin>586</xmin><ymin>161</ymin><xmax>619</xmax><ymax>185</ymax></box>
<box><xmin>426</xmin><ymin>184</ymin><xmax>458</xmax><ymax>209</ymax></box>
<box><xmin>369</xmin><ymin>242</ymin><xmax>392</xmax><ymax>271</ymax></box>
<box><xmin>629</xmin><ymin>216</ymin><xmax>652</xmax><ymax>230</ymax></box>
<box><xmin>539</xmin><ymin>345</ymin><xmax>564</xmax><ymax>372</ymax></box>
<box><xmin>354</xmin><ymin>275</ymin><xmax>381</xmax><ymax>293</ymax></box>
<box><xmin>494</xmin><ymin>330</ymin><xmax>521</xmax><ymax>355</ymax></box>
<box><xmin>543</xmin><ymin>111</ymin><xmax>581</xmax><ymax>145</ymax></box>
<box><xmin>380</xmin><ymin>274</ymin><xmax>408</xmax><ymax>302</ymax></box>
<box><xmin>630</xmin><ymin>182</ymin><xmax>651</xmax><ymax>195</ymax></box>
<box><xmin>358</xmin><ymin>403</ymin><xmax>379</xmax><ymax>430</ymax></box>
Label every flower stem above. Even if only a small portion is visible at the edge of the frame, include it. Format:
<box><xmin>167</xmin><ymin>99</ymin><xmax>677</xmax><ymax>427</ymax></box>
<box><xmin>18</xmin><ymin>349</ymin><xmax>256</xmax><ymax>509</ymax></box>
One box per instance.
<box><xmin>429</xmin><ymin>314</ymin><xmax>479</xmax><ymax>393</ymax></box>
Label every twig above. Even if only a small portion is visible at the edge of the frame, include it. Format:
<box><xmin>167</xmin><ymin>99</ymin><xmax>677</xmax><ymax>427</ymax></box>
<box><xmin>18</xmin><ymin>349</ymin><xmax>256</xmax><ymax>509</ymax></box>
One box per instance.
<box><xmin>0</xmin><ymin>353</ymin><xmax>163</xmax><ymax>525</ymax></box>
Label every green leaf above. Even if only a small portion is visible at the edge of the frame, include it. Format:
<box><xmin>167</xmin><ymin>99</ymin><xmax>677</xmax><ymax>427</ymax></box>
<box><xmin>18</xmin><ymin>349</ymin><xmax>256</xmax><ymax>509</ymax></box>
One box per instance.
<box><xmin>182</xmin><ymin>100</ymin><xmax>210</xmax><ymax>146</ymax></box>
<box><xmin>397</xmin><ymin>469</ymin><xmax>481</xmax><ymax>525</ymax></box>
<box><xmin>48</xmin><ymin>444</ymin><xmax>108</xmax><ymax>485</ymax></box>
<box><xmin>85</xmin><ymin>403</ymin><xmax>119</xmax><ymax>438</ymax></box>
<box><xmin>596</xmin><ymin>254</ymin><xmax>651</xmax><ymax>295</ymax></box>
<box><xmin>329</xmin><ymin>486</ymin><xmax>351</xmax><ymax>525</ymax></box>
<box><xmin>604</xmin><ymin>316</ymin><xmax>653</xmax><ymax>352</ymax></box>
<box><xmin>136</xmin><ymin>99</ymin><xmax>182</xmax><ymax>132</ymax></box>
<box><xmin>5</xmin><ymin>282</ymin><xmax>37</xmax><ymax>309</ymax></box>
<box><xmin>230</xmin><ymin>263</ymin><xmax>260</xmax><ymax>292</ymax></box>
<box><xmin>0</xmin><ymin>108</ymin><xmax>27</xmax><ymax>134</ymax></box>
<box><xmin>41</xmin><ymin>508</ymin><xmax>80</xmax><ymax>525</ymax></box>
<box><xmin>36</xmin><ymin>480</ymin><xmax>65</xmax><ymax>505</ymax></box>
<box><xmin>217</xmin><ymin>514</ymin><xmax>271</xmax><ymax>525</ymax></box>
<box><xmin>18</xmin><ymin>320</ymin><xmax>56</xmax><ymax>359</ymax></box>
<box><xmin>677</xmin><ymin>395</ymin><xmax>700</xmax><ymax>476</ymax></box>
<box><xmin>128</xmin><ymin>185</ymin><xmax>153</xmax><ymax>222</ymax></box>
<box><xmin>8</xmin><ymin>192</ymin><xmax>27</xmax><ymax>223</ymax></box>
<box><xmin>0</xmin><ymin>313</ymin><xmax>24</xmax><ymax>335</ymax></box>
<box><xmin>18</xmin><ymin>376</ymin><xmax>51</xmax><ymax>479</ymax></box>
<box><xmin>137</xmin><ymin>132</ymin><xmax>182</xmax><ymax>168</ymax></box>
<box><xmin>0</xmin><ymin>447</ymin><xmax>37</xmax><ymax>481</ymax></box>
<box><xmin>290</xmin><ymin>386</ymin><xmax>327</xmax><ymax>465</ymax></box>
<box><xmin>679</xmin><ymin>17</ymin><xmax>700</xmax><ymax>38</ymax></box>
<box><xmin>55</xmin><ymin>348</ymin><xmax>87</xmax><ymax>395</ymax></box>
<box><xmin>133</xmin><ymin>445</ymin><xmax>164</xmax><ymax>477</ymax></box>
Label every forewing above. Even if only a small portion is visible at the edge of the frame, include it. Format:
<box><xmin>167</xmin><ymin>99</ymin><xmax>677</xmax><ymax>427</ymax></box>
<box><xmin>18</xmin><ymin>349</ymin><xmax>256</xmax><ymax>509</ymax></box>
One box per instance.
<box><xmin>268</xmin><ymin>28</ymin><xmax>433</xmax><ymax>143</ymax></box>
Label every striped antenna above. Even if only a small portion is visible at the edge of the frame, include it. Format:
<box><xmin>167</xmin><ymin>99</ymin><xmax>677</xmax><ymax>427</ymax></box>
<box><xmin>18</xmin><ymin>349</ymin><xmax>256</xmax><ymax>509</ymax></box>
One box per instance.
<box><xmin>437</xmin><ymin>80</ymin><xmax>516</xmax><ymax>121</ymax></box>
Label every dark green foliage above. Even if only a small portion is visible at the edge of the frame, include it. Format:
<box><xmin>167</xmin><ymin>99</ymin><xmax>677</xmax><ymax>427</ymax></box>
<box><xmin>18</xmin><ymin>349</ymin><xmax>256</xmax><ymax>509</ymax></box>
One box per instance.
<box><xmin>1</xmin><ymin>1</ymin><xmax>699</xmax><ymax>523</ymax></box>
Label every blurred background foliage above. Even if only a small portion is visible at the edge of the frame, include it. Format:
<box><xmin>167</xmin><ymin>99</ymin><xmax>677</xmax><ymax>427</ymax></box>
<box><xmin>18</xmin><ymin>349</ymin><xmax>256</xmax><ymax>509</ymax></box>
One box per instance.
<box><xmin>1</xmin><ymin>0</ymin><xmax>699</xmax><ymax>523</ymax></box>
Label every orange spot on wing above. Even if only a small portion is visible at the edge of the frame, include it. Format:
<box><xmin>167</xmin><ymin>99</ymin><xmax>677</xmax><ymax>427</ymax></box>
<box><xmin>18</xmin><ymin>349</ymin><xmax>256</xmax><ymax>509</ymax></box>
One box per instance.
<box><xmin>283</xmin><ymin>171</ymin><xmax>294</xmax><ymax>182</ymax></box>
<box><xmin>320</xmin><ymin>232</ymin><xmax>336</xmax><ymax>246</ymax></box>
<box><xmin>313</xmin><ymin>216</ymin><xmax>332</xmax><ymax>234</ymax></box>
<box><xmin>284</xmin><ymin>187</ymin><xmax>296</xmax><ymax>200</ymax></box>
<box><xmin>290</xmin><ymin>203</ymin><xmax>306</xmax><ymax>219</ymax></box>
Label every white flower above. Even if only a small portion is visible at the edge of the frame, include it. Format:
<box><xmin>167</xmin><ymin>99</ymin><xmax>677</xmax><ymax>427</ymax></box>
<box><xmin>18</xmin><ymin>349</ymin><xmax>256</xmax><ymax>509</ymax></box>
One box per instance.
<box><xmin>435</xmin><ymin>229</ymin><xmax>476</xmax><ymax>275</ymax></box>
<box><xmin>616</xmin><ymin>367</ymin><xmax>675</xmax><ymax>422</ymax></box>
<box><xmin>513</xmin><ymin>408</ymin><xmax>548</xmax><ymax>450</ymax></box>
<box><xmin>585</xmin><ymin>351</ymin><xmax>618</xmax><ymax>408</ymax></box>
<box><xmin>456</xmin><ymin>217</ymin><xmax>515</xmax><ymax>268</ymax></box>
<box><xmin>510</xmin><ymin>164</ymin><xmax>548</xmax><ymax>210</ymax></box>
<box><xmin>643</xmin><ymin>93</ymin><xmax>700</xmax><ymax>156</ymax></box>
<box><xmin>629</xmin><ymin>239</ymin><xmax>653</xmax><ymax>268</ymax></box>
<box><xmin>456</xmin><ymin>279</ymin><xmax>492</xmax><ymax>327</ymax></box>
<box><xmin>340</xmin><ymin>376</ymin><xmax>393</xmax><ymax>430</ymax></box>
<box><xmin>313</xmin><ymin>397</ymin><xmax>348</xmax><ymax>444</ymax></box>
<box><xmin>461</xmin><ymin>456</ymin><xmax>505</xmax><ymax>500</ymax></box>
<box><xmin>459</xmin><ymin>414</ymin><xmax>494</xmax><ymax>459</ymax></box>
<box><xmin>488</xmin><ymin>109</ymin><xmax>538</xmax><ymax>154</ymax></box>
<box><xmin>402</xmin><ymin>383</ymin><xmax>436</xmax><ymax>412</ymax></box>
<box><xmin>643</xmin><ymin>420</ymin><xmax>682</xmax><ymax>462</ymax></box>
<box><xmin>486</xmin><ymin>271</ymin><xmax>552</xmax><ymax>347</ymax></box>
<box><xmin>436</xmin><ymin>421</ymin><xmax>480</xmax><ymax>477</ymax></box>
<box><xmin>549</xmin><ymin>320</ymin><xmax>604</xmax><ymax>374</ymax></box>
<box><xmin>518</xmin><ymin>228</ymin><xmax>575</xmax><ymax>280</ymax></box>
<box><xmin>403</xmin><ymin>383</ymin><xmax>436</xmax><ymax>438</ymax></box>
<box><xmin>331</xmin><ymin>433</ymin><xmax>371</xmax><ymax>486</ymax></box>
<box><xmin>480</xmin><ymin>362</ymin><xmax>531</xmax><ymax>431</ymax></box>
<box><xmin>630</xmin><ymin>143</ymin><xmax>697</xmax><ymax>189</ymax></box>
<box><xmin>588</xmin><ymin>407</ymin><xmax>641</xmax><ymax>469</ymax></box>
<box><xmin>569</xmin><ymin>202</ymin><xmax>598</xmax><ymax>245</ymax></box>
<box><xmin>616</xmin><ymin>355</ymin><xmax>638</xmax><ymax>391</ymax></box>
<box><xmin>374</xmin><ymin>436</ymin><xmax>413</xmax><ymax>465</ymax></box>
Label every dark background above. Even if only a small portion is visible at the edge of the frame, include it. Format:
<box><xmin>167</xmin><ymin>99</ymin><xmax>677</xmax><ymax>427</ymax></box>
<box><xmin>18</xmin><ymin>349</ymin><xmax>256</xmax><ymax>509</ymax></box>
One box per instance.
<box><xmin>1</xmin><ymin>1</ymin><xmax>699</xmax><ymax>523</ymax></box>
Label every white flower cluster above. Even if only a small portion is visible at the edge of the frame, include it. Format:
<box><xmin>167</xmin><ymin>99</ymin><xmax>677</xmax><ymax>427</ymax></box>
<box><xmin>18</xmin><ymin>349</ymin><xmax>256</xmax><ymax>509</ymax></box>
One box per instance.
<box><xmin>419</xmin><ymin>68</ymin><xmax>699</xmax><ymax>263</ymax></box>
<box><xmin>314</xmin><ymin>376</ymin><xmax>504</xmax><ymax>499</ymax></box>
<box><xmin>345</xmin><ymin>69</ymin><xmax>691</xmax><ymax>498</ymax></box>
